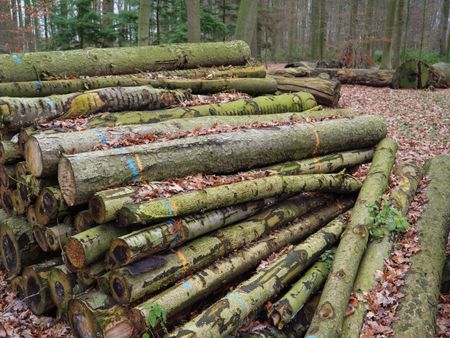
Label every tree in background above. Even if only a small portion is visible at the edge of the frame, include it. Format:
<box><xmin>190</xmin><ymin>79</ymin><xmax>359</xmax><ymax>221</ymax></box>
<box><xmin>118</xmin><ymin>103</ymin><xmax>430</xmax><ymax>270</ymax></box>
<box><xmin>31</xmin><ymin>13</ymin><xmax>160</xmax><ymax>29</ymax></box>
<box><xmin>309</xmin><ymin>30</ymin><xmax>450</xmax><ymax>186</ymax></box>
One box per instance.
<box><xmin>310</xmin><ymin>0</ymin><xmax>320</xmax><ymax>60</ymax></box>
<box><xmin>234</xmin><ymin>0</ymin><xmax>257</xmax><ymax>56</ymax></box>
<box><xmin>392</xmin><ymin>0</ymin><xmax>405</xmax><ymax>68</ymax></box>
<box><xmin>186</xmin><ymin>0</ymin><xmax>201</xmax><ymax>42</ymax></box>
<box><xmin>381</xmin><ymin>0</ymin><xmax>397</xmax><ymax>69</ymax></box>
<box><xmin>319</xmin><ymin>0</ymin><xmax>327</xmax><ymax>60</ymax></box>
<box><xmin>138</xmin><ymin>0</ymin><xmax>151</xmax><ymax>46</ymax></box>
<box><xmin>439</xmin><ymin>0</ymin><xmax>449</xmax><ymax>58</ymax></box>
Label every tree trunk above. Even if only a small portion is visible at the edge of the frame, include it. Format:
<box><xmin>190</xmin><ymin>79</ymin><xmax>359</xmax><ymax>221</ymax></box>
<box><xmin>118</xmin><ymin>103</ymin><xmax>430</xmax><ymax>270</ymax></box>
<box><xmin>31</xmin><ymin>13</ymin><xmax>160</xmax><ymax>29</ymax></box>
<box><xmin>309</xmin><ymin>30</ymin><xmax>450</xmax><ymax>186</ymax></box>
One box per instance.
<box><xmin>109</xmin><ymin>195</ymin><xmax>330</xmax><ymax>304</ymax></box>
<box><xmin>364</xmin><ymin>0</ymin><xmax>375</xmax><ymax>57</ymax></box>
<box><xmin>440</xmin><ymin>0</ymin><xmax>450</xmax><ymax>57</ymax></box>
<box><xmin>59</xmin><ymin>115</ymin><xmax>385</xmax><ymax>205</ymax></box>
<box><xmin>0</xmin><ymin>141</ymin><xmax>22</xmax><ymax>164</ymax></box>
<box><xmin>418</xmin><ymin>0</ymin><xmax>428</xmax><ymax>59</ymax></box>
<box><xmin>341</xmin><ymin>160</ymin><xmax>422</xmax><ymax>338</ymax></box>
<box><xmin>186</xmin><ymin>0</ymin><xmax>201</xmax><ymax>42</ymax></box>
<box><xmin>392</xmin><ymin>0</ymin><xmax>404</xmax><ymax>68</ymax></box>
<box><xmin>118</xmin><ymin>173</ymin><xmax>361</xmax><ymax>226</ymax></box>
<box><xmin>137</xmin><ymin>0</ymin><xmax>151</xmax><ymax>46</ymax></box>
<box><xmin>380</xmin><ymin>0</ymin><xmax>397</xmax><ymax>69</ymax></box>
<box><xmin>170</xmin><ymin>216</ymin><xmax>347</xmax><ymax>337</ymax></box>
<box><xmin>306</xmin><ymin>138</ymin><xmax>397</xmax><ymax>338</ymax></box>
<box><xmin>349</xmin><ymin>0</ymin><xmax>358</xmax><ymax>68</ymax></box>
<box><xmin>271</xmin><ymin>75</ymin><xmax>341</xmax><ymax>106</ymax></box>
<box><xmin>109</xmin><ymin>198</ymin><xmax>278</xmax><ymax>266</ymax></box>
<box><xmin>0</xmin><ymin>40</ymin><xmax>251</xmax><ymax>82</ymax></box>
<box><xmin>319</xmin><ymin>0</ymin><xmax>327</xmax><ymax>60</ymax></box>
<box><xmin>310</xmin><ymin>0</ymin><xmax>320</xmax><ymax>60</ymax></box>
<box><xmin>102</xmin><ymin>0</ymin><xmax>115</xmax><ymax>47</ymax></box>
<box><xmin>392</xmin><ymin>155</ymin><xmax>450</xmax><ymax>338</ymax></box>
<box><xmin>402</xmin><ymin>0</ymin><xmax>411</xmax><ymax>62</ymax></box>
<box><xmin>234</xmin><ymin>0</ymin><xmax>258</xmax><ymax>54</ymax></box>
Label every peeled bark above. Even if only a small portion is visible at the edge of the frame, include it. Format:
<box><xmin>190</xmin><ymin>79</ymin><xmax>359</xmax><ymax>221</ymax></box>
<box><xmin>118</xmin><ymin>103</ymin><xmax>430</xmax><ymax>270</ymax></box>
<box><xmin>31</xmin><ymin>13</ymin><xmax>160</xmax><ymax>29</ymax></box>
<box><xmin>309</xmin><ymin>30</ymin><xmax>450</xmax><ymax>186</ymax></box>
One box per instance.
<box><xmin>392</xmin><ymin>155</ymin><xmax>450</xmax><ymax>338</ymax></box>
<box><xmin>45</xmin><ymin>223</ymin><xmax>75</xmax><ymax>251</ymax></box>
<box><xmin>125</xmin><ymin>201</ymin><xmax>351</xmax><ymax>338</ymax></box>
<box><xmin>109</xmin><ymin>198</ymin><xmax>278</xmax><ymax>266</ymax></box>
<box><xmin>85</xmin><ymin>91</ymin><xmax>317</xmax><ymax>128</ymax></box>
<box><xmin>0</xmin><ymin>86</ymin><xmax>191</xmax><ymax>131</ymax></box>
<box><xmin>109</xmin><ymin>195</ymin><xmax>329</xmax><ymax>304</ymax></box>
<box><xmin>306</xmin><ymin>138</ymin><xmax>398</xmax><ymax>338</ymax></box>
<box><xmin>74</xmin><ymin>210</ymin><xmax>95</xmax><ymax>232</ymax></box>
<box><xmin>23</xmin><ymin>257</ymin><xmax>63</xmax><ymax>315</ymax></box>
<box><xmin>0</xmin><ymin>141</ymin><xmax>22</xmax><ymax>164</ymax></box>
<box><xmin>59</xmin><ymin>115</ymin><xmax>385</xmax><ymax>206</ymax></box>
<box><xmin>26</xmin><ymin>109</ymin><xmax>354</xmax><ymax>178</ymax></box>
<box><xmin>0</xmin><ymin>40</ymin><xmax>251</xmax><ymax>82</ymax></box>
<box><xmin>341</xmin><ymin>160</ymin><xmax>422</xmax><ymax>338</ymax></box>
<box><xmin>118</xmin><ymin>173</ymin><xmax>361</xmax><ymax>226</ymax></box>
<box><xmin>170</xmin><ymin>216</ymin><xmax>347</xmax><ymax>337</ymax></box>
<box><xmin>271</xmin><ymin>75</ymin><xmax>341</xmax><ymax>106</ymax></box>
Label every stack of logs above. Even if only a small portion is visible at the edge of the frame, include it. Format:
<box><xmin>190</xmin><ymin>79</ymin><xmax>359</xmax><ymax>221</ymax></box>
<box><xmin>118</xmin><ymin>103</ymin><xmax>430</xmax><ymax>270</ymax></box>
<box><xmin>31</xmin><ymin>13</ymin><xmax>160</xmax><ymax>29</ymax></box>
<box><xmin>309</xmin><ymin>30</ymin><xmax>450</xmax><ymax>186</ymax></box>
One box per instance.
<box><xmin>0</xmin><ymin>40</ymin><xmax>448</xmax><ymax>338</ymax></box>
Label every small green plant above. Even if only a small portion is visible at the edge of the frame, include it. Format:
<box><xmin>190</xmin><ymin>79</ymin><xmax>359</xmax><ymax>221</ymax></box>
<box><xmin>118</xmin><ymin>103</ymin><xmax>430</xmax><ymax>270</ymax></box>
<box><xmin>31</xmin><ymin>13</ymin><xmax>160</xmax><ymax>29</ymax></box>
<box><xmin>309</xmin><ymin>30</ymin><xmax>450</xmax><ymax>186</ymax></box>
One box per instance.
<box><xmin>365</xmin><ymin>196</ymin><xmax>410</xmax><ymax>240</ymax></box>
<box><xmin>141</xmin><ymin>303</ymin><xmax>168</xmax><ymax>338</ymax></box>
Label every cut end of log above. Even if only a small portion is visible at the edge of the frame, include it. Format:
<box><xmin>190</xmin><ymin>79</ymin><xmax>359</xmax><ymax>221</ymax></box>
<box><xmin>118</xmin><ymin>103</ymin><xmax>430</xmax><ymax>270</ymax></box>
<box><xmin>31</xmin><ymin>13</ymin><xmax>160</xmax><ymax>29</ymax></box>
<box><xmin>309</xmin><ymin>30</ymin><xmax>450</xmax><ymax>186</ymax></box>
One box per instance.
<box><xmin>10</xmin><ymin>276</ymin><xmax>25</xmax><ymax>299</ymax></box>
<box><xmin>110</xmin><ymin>274</ymin><xmax>131</xmax><ymax>304</ymax></box>
<box><xmin>25</xmin><ymin>138</ymin><xmax>45</xmax><ymax>177</ymax></box>
<box><xmin>58</xmin><ymin>157</ymin><xmax>77</xmax><ymax>206</ymax></box>
<box><xmin>42</xmin><ymin>189</ymin><xmax>58</xmax><ymax>216</ymax></box>
<box><xmin>66</xmin><ymin>239</ymin><xmax>86</xmax><ymax>269</ymax></box>
<box><xmin>23</xmin><ymin>268</ymin><xmax>47</xmax><ymax>315</ymax></box>
<box><xmin>32</xmin><ymin>225</ymin><xmax>50</xmax><ymax>252</ymax></box>
<box><xmin>109</xmin><ymin>239</ymin><xmax>131</xmax><ymax>266</ymax></box>
<box><xmin>0</xmin><ymin>228</ymin><xmax>19</xmax><ymax>275</ymax></box>
<box><xmin>74</xmin><ymin>210</ymin><xmax>95</xmax><ymax>232</ymax></box>
<box><xmin>45</xmin><ymin>230</ymin><xmax>59</xmax><ymax>251</ymax></box>
<box><xmin>116</xmin><ymin>208</ymin><xmax>134</xmax><ymax>226</ymax></box>
<box><xmin>1</xmin><ymin>188</ymin><xmax>15</xmax><ymax>215</ymax></box>
<box><xmin>48</xmin><ymin>269</ymin><xmax>73</xmax><ymax>311</ymax></box>
<box><xmin>89</xmin><ymin>196</ymin><xmax>106</xmax><ymax>224</ymax></box>
<box><xmin>0</xmin><ymin>165</ymin><xmax>12</xmax><ymax>188</ymax></box>
<box><xmin>27</xmin><ymin>206</ymin><xmax>38</xmax><ymax>225</ymax></box>
<box><xmin>68</xmin><ymin>299</ymin><xmax>98</xmax><ymax>338</ymax></box>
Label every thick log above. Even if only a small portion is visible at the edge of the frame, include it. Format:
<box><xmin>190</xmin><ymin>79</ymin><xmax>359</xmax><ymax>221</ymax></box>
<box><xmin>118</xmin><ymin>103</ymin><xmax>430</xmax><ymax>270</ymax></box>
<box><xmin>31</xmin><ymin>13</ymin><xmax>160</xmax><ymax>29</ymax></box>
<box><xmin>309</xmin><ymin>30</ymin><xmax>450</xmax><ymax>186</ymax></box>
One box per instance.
<box><xmin>77</xmin><ymin>261</ymin><xmax>107</xmax><ymax>287</ymax></box>
<box><xmin>341</xmin><ymin>160</ymin><xmax>422</xmax><ymax>337</ymax></box>
<box><xmin>45</xmin><ymin>223</ymin><xmax>75</xmax><ymax>251</ymax></box>
<box><xmin>109</xmin><ymin>198</ymin><xmax>278</xmax><ymax>266</ymax></box>
<box><xmin>169</xmin><ymin>216</ymin><xmax>347</xmax><ymax>337</ymax></box>
<box><xmin>74</xmin><ymin>210</ymin><xmax>95</xmax><ymax>232</ymax></box>
<box><xmin>34</xmin><ymin>186</ymin><xmax>69</xmax><ymax>225</ymax></box>
<box><xmin>392</xmin><ymin>155</ymin><xmax>450</xmax><ymax>337</ymax></box>
<box><xmin>271</xmin><ymin>75</ymin><xmax>341</xmax><ymax>106</ymax></box>
<box><xmin>85</xmin><ymin>91</ymin><xmax>317</xmax><ymax>127</ymax></box>
<box><xmin>0</xmin><ymin>40</ymin><xmax>251</xmax><ymax>82</ymax></box>
<box><xmin>118</xmin><ymin>173</ymin><xmax>361</xmax><ymax>226</ymax></box>
<box><xmin>306</xmin><ymin>138</ymin><xmax>398</xmax><ymax>338</ymax></box>
<box><xmin>25</xmin><ymin>109</ymin><xmax>354</xmax><ymax>178</ymax></box>
<box><xmin>23</xmin><ymin>257</ymin><xmax>63</xmax><ymax>315</ymax></box>
<box><xmin>124</xmin><ymin>200</ymin><xmax>352</xmax><ymax>337</ymax></box>
<box><xmin>143</xmin><ymin>65</ymin><xmax>266</xmax><ymax>79</ymax></box>
<box><xmin>0</xmin><ymin>141</ymin><xmax>22</xmax><ymax>164</ymax></box>
<box><xmin>0</xmin><ymin>216</ymin><xmax>44</xmax><ymax>276</ymax></box>
<box><xmin>59</xmin><ymin>115</ymin><xmax>384</xmax><ymax>206</ymax></box>
<box><xmin>0</xmin><ymin>86</ymin><xmax>191</xmax><ymax>131</ymax></box>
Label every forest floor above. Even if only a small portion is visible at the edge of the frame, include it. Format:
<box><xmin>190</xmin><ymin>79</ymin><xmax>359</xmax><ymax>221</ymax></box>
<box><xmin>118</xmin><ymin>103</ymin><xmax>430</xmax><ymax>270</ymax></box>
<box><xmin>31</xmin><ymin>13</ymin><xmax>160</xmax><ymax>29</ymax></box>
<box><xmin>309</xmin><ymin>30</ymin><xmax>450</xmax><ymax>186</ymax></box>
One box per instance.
<box><xmin>0</xmin><ymin>85</ymin><xmax>449</xmax><ymax>338</ymax></box>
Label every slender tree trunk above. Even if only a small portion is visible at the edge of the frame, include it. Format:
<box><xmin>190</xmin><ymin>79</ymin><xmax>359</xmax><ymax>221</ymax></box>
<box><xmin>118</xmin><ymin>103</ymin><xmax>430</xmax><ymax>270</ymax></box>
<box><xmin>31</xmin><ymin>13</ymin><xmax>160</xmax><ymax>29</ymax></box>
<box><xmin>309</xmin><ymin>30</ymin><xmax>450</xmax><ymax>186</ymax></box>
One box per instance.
<box><xmin>137</xmin><ymin>0</ymin><xmax>151</xmax><ymax>46</ymax></box>
<box><xmin>310</xmin><ymin>0</ymin><xmax>320</xmax><ymax>60</ymax></box>
<box><xmin>381</xmin><ymin>0</ymin><xmax>397</xmax><ymax>68</ymax></box>
<box><xmin>392</xmin><ymin>0</ymin><xmax>405</xmax><ymax>68</ymax></box>
<box><xmin>186</xmin><ymin>0</ymin><xmax>201</xmax><ymax>42</ymax></box>
<box><xmin>439</xmin><ymin>0</ymin><xmax>449</xmax><ymax>57</ymax></box>
<box><xmin>419</xmin><ymin>0</ymin><xmax>427</xmax><ymax>59</ymax></box>
<box><xmin>288</xmin><ymin>0</ymin><xmax>297</xmax><ymax>61</ymax></box>
<box><xmin>364</xmin><ymin>0</ymin><xmax>375</xmax><ymax>57</ymax></box>
<box><xmin>349</xmin><ymin>0</ymin><xmax>358</xmax><ymax>68</ymax></box>
<box><xmin>234</xmin><ymin>0</ymin><xmax>258</xmax><ymax>56</ymax></box>
<box><xmin>102</xmin><ymin>0</ymin><xmax>115</xmax><ymax>47</ymax></box>
<box><xmin>319</xmin><ymin>0</ymin><xmax>327</xmax><ymax>60</ymax></box>
<box><xmin>402</xmin><ymin>0</ymin><xmax>411</xmax><ymax>62</ymax></box>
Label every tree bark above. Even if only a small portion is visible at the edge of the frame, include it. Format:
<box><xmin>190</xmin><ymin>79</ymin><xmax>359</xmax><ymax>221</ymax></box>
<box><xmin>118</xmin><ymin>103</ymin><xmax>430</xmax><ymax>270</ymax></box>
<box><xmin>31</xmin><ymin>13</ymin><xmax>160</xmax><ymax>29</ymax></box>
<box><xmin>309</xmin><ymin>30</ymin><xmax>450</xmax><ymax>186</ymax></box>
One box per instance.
<box><xmin>392</xmin><ymin>155</ymin><xmax>450</xmax><ymax>338</ymax></box>
<box><xmin>310</xmin><ymin>0</ymin><xmax>320</xmax><ymax>60</ymax></box>
<box><xmin>319</xmin><ymin>0</ymin><xmax>327</xmax><ymax>60</ymax></box>
<box><xmin>439</xmin><ymin>0</ymin><xmax>449</xmax><ymax>57</ymax></box>
<box><xmin>118</xmin><ymin>173</ymin><xmax>361</xmax><ymax>226</ymax></box>
<box><xmin>0</xmin><ymin>141</ymin><xmax>22</xmax><ymax>164</ymax></box>
<box><xmin>169</xmin><ymin>216</ymin><xmax>347</xmax><ymax>337</ymax></box>
<box><xmin>234</xmin><ymin>0</ymin><xmax>258</xmax><ymax>54</ymax></box>
<box><xmin>0</xmin><ymin>40</ymin><xmax>251</xmax><ymax>82</ymax></box>
<box><xmin>109</xmin><ymin>195</ymin><xmax>330</xmax><ymax>304</ymax></box>
<box><xmin>392</xmin><ymin>0</ymin><xmax>405</xmax><ymax>68</ymax></box>
<box><xmin>341</xmin><ymin>160</ymin><xmax>422</xmax><ymax>338</ymax></box>
<box><xmin>138</xmin><ymin>0</ymin><xmax>151</xmax><ymax>46</ymax></box>
<box><xmin>305</xmin><ymin>138</ymin><xmax>398</xmax><ymax>338</ymax></box>
<box><xmin>59</xmin><ymin>115</ymin><xmax>385</xmax><ymax>205</ymax></box>
<box><xmin>381</xmin><ymin>0</ymin><xmax>397</xmax><ymax>69</ymax></box>
<box><xmin>186</xmin><ymin>0</ymin><xmax>201</xmax><ymax>43</ymax></box>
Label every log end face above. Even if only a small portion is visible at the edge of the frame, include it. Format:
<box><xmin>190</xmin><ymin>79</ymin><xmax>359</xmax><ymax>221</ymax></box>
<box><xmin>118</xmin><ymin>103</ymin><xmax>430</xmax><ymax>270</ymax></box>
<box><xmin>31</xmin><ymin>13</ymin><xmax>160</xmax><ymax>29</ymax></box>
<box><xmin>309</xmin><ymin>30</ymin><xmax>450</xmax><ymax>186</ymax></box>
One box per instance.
<box><xmin>110</xmin><ymin>274</ymin><xmax>131</xmax><ymax>305</ymax></box>
<box><xmin>25</xmin><ymin>138</ymin><xmax>44</xmax><ymax>177</ymax></box>
<box><xmin>58</xmin><ymin>157</ymin><xmax>77</xmax><ymax>206</ymax></box>
<box><xmin>23</xmin><ymin>269</ymin><xmax>45</xmax><ymax>315</ymax></box>
<box><xmin>89</xmin><ymin>196</ymin><xmax>106</xmax><ymax>224</ymax></box>
<box><xmin>109</xmin><ymin>240</ymin><xmax>131</xmax><ymax>266</ymax></box>
<box><xmin>68</xmin><ymin>299</ymin><xmax>97</xmax><ymax>338</ymax></box>
<box><xmin>66</xmin><ymin>239</ymin><xmax>86</xmax><ymax>270</ymax></box>
<box><xmin>1</xmin><ymin>227</ymin><xmax>19</xmax><ymax>276</ymax></box>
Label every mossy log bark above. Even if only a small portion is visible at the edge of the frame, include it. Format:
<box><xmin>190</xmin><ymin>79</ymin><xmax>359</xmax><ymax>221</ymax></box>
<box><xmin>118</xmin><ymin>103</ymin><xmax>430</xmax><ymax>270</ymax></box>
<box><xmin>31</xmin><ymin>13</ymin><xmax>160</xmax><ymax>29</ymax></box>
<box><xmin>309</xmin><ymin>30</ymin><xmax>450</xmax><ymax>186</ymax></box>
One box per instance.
<box><xmin>143</xmin><ymin>65</ymin><xmax>266</xmax><ymax>79</ymax></box>
<box><xmin>271</xmin><ymin>75</ymin><xmax>341</xmax><ymax>106</ymax></box>
<box><xmin>341</xmin><ymin>160</ymin><xmax>422</xmax><ymax>338</ymax></box>
<box><xmin>109</xmin><ymin>195</ymin><xmax>328</xmax><ymax>304</ymax></box>
<box><xmin>0</xmin><ymin>141</ymin><xmax>22</xmax><ymax>164</ymax></box>
<box><xmin>59</xmin><ymin>115</ymin><xmax>384</xmax><ymax>206</ymax></box>
<box><xmin>109</xmin><ymin>198</ymin><xmax>278</xmax><ymax>266</ymax></box>
<box><xmin>392</xmin><ymin>155</ymin><xmax>450</xmax><ymax>338</ymax></box>
<box><xmin>169</xmin><ymin>216</ymin><xmax>347</xmax><ymax>337</ymax></box>
<box><xmin>0</xmin><ymin>216</ymin><xmax>45</xmax><ymax>276</ymax></box>
<box><xmin>44</xmin><ymin>223</ymin><xmax>75</xmax><ymax>251</ymax></box>
<box><xmin>126</xmin><ymin>201</ymin><xmax>351</xmax><ymax>338</ymax></box>
<box><xmin>23</xmin><ymin>257</ymin><xmax>63</xmax><ymax>315</ymax></box>
<box><xmin>24</xmin><ymin>109</ymin><xmax>356</xmax><ymax>178</ymax></box>
<box><xmin>0</xmin><ymin>40</ymin><xmax>251</xmax><ymax>82</ymax></box>
<box><xmin>0</xmin><ymin>77</ymin><xmax>277</xmax><ymax>97</ymax></box>
<box><xmin>85</xmin><ymin>91</ymin><xmax>317</xmax><ymax>127</ymax></box>
<box><xmin>305</xmin><ymin>138</ymin><xmax>398</xmax><ymax>338</ymax></box>
<box><xmin>118</xmin><ymin>173</ymin><xmax>361</xmax><ymax>226</ymax></box>
<box><xmin>0</xmin><ymin>86</ymin><xmax>191</xmax><ymax>131</ymax></box>
<box><xmin>74</xmin><ymin>210</ymin><xmax>95</xmax><ymax>232</ymax></box>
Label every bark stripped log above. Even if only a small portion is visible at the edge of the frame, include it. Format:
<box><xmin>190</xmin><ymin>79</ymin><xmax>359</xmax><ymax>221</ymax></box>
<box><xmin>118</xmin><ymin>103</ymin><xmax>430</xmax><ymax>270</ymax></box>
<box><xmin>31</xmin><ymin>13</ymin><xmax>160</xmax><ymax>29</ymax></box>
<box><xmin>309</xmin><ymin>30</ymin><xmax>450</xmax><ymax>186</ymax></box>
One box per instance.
<box><xmin>341</xmin><ymin>160</ymin><xmax>422</xmax><ymax>338</ymax></box>
<box><xmin>110</xmin><ymin>195</ymin><xmax>328</xmax><ymax>304</ymax></box>
<box><xmin>306</xmin><ymin>138</ymin><xmax>398</xmax><ymax>338</ymax></box>
<box><xmin>85</xmin><ymin>91</ymin><xmax>317</xmax><ymax>127</ymax></box>
<box><xmin>25</xmin><ymin>109</ymin><xmax>354</xmax><ymax>178</ymax></box>
<box><xmin>118</xmin><ymin>173</ymin><xmax>361</xmax><ymax>226</ymax></box>
<box><xmin>0</xmin><ymin>40</ymin><xmax>251</xmax><ymax>82</ymax></box>
<box><xmin>59</xmin><ymin>115</ymin><xmax>385</xmax><ymax>206</ymax></box>
<box><xmin>0</xmin><ymin>141</ymin><xmax>22</xmax><ymax>164</ymax></box>
<box><xmin>169</xmin><ymin>216</ymin><xmax>347</xmax><ymax>337</ymax></box>
<box><xmin>392</xmin><ymin>155</ymin><xmax>450</xmax><ymax>338</ymax></box>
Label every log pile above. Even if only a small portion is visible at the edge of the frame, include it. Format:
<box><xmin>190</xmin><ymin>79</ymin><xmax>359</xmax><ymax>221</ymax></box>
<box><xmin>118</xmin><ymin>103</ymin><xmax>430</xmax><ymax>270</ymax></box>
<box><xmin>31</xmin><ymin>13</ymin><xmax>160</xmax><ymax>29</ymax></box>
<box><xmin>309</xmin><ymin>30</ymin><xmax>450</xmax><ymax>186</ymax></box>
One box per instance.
<box><xmin>0</xmin><ymin>40</ymin><xmax>446</xmax><ymax>338</ymax></box>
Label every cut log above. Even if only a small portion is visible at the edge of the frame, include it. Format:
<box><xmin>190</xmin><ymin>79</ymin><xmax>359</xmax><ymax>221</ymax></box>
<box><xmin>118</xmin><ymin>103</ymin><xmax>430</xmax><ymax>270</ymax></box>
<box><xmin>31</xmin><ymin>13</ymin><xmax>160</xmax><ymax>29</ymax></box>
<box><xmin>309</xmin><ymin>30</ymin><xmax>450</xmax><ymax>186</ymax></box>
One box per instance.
<box><xmin>32</xmin><ymin>224</ymin><xmax>50</xmax><ymax>252</ymax></box>
<box><xmin>29</xmin><ymin>176</ymin><xmax>57</xmax><ymax>197</ymax></box>
<box><xmin>0</xmin><ymin>216</ymin><xmax>44</xmax><ymax>276</ymax></box>
<box><xmin>0</xmin><ymin>86</ymin><xmax>191</xmax><ymax>131</ymax></box>
<box><xmin>17</xmin><ymin>175</ymin><xmax>33</xmax><ymax>209</ymax></box>
<box><xmin>74</xmin><ymin>210</ymin><xmax>95</xmax><ymax>232</ymax></box>
<box><xmin>10</xmin><ymin>275</ymin><xmax>25</xmax><ymax>299</ymax></box>
<box><xmin>34</xmin><ymin>186</ymin><xmax>69</xmax><ymax>225</ymax></box>
<box><xmin>0</xmin><ymin>186</ymin><xmax>15</xmax><ymax>215</ymax></box>
<box><xmin>45</xmin><ymin>223</ymin><xmax>75</xmax><ymax>251</ymax></box>
<box><xmin>0</xmin><ymin>164</ymin><xmax>16</xmax><ymax>189</ymax></box>
<box><xmin>430</xmin><ymin>62</ymin><xmax>450</xmax><ymax>87</ymax></box>
<box><xmin>118</xmin><ymin>173</ymin><xmax>361</xmax><ymax>226</ymax></box>
<box><xmin>27</xmin><ymin>205</ymin><xmax>38</xmax><ymax>225</ymax></box>
<box><xmin>143</xmin><ymin>65</ymin><xmax>266</xmax><ymax>79</ymax></box>
<box><xmin>77</xmin><ymin>261</ymin><xmax>107</xmax><ymax>287</ymax></box>
<box><xmin>23</xmin><ymin>257</ymin><xmax>63</xmax><ymax>315</ymax></box>
<box><xmin>25</xmin><ymin>109</ymin><xmax>355</xmax><ymax>177</ymax></box>
<box><xmin>109</xmin><ymin>198</ymin><xmax>278</xmax><ymax>266</ymax></box>
<box><xmin>341</xmin><ymin>160</ymin><xmax>422</xmax><ymax>338</ymax></box>
<box><xmin>0</xmin><ymin>141</ymin><xmax>22</xmax><ymax>164</ymax></box>
<box><xmin>169</xmin><ymin>216</ymin><xmax>347</xmax><ymax>337</ymax></box>
<box><xmin>12</xmin><ymin>189</ymin><xmax>26</xmax><ymax>215</ymax></box>
<box><xmin>306</xmin><ymin>138</ymin><xmax>398</xmax><ymax>338</ymax></box>
<box><xmin>271</xmin><ymin>75</ymin><xmax>341</xmax><ymax>106</ymax></box>
<box><xmin>59</xmin><ymin>115</ymin><xmax>385</xmax><ymax>205</ymax></box>
<box><xmin>124</xmin><ymin>200</ymin><xmax>352</xmax><ymax>337</ymax></box>
<box><xmin>109</xmin><ymin>195</ymin><xmax>329</xmax><ymax>304</ymax></box>
<box><xmin>0</xmin><ymin>40</ymin><xmax>251</xmax><ymax>82</ymax></box>
<box><xmin>85</xmin><ymin>91</ymin><xmax>317</xmax><ymax>127</ymax></box>
<box><xmin>392</xmin><ymin>155</ymin><xmax>450</xmax><ymax>338</ymax></box>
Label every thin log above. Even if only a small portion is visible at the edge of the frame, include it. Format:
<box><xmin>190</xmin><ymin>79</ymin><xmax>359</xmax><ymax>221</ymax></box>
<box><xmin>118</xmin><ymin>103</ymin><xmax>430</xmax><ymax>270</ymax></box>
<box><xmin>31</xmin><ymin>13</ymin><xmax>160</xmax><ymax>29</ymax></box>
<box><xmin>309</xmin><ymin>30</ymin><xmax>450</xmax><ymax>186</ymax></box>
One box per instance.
<box><xmin>45</xmin><ymin>223</ymin><xmax>75</xmax><ymax>251</ymax></box>
<box><xmin>0</xmin><ymin>141</ymin><xmax>22</xmax><ymax>164</ymax></box>
<box><xmin>74</xmin><ymin>210</ymin><xmax>95</xmax><ymax>232</ymax></box>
